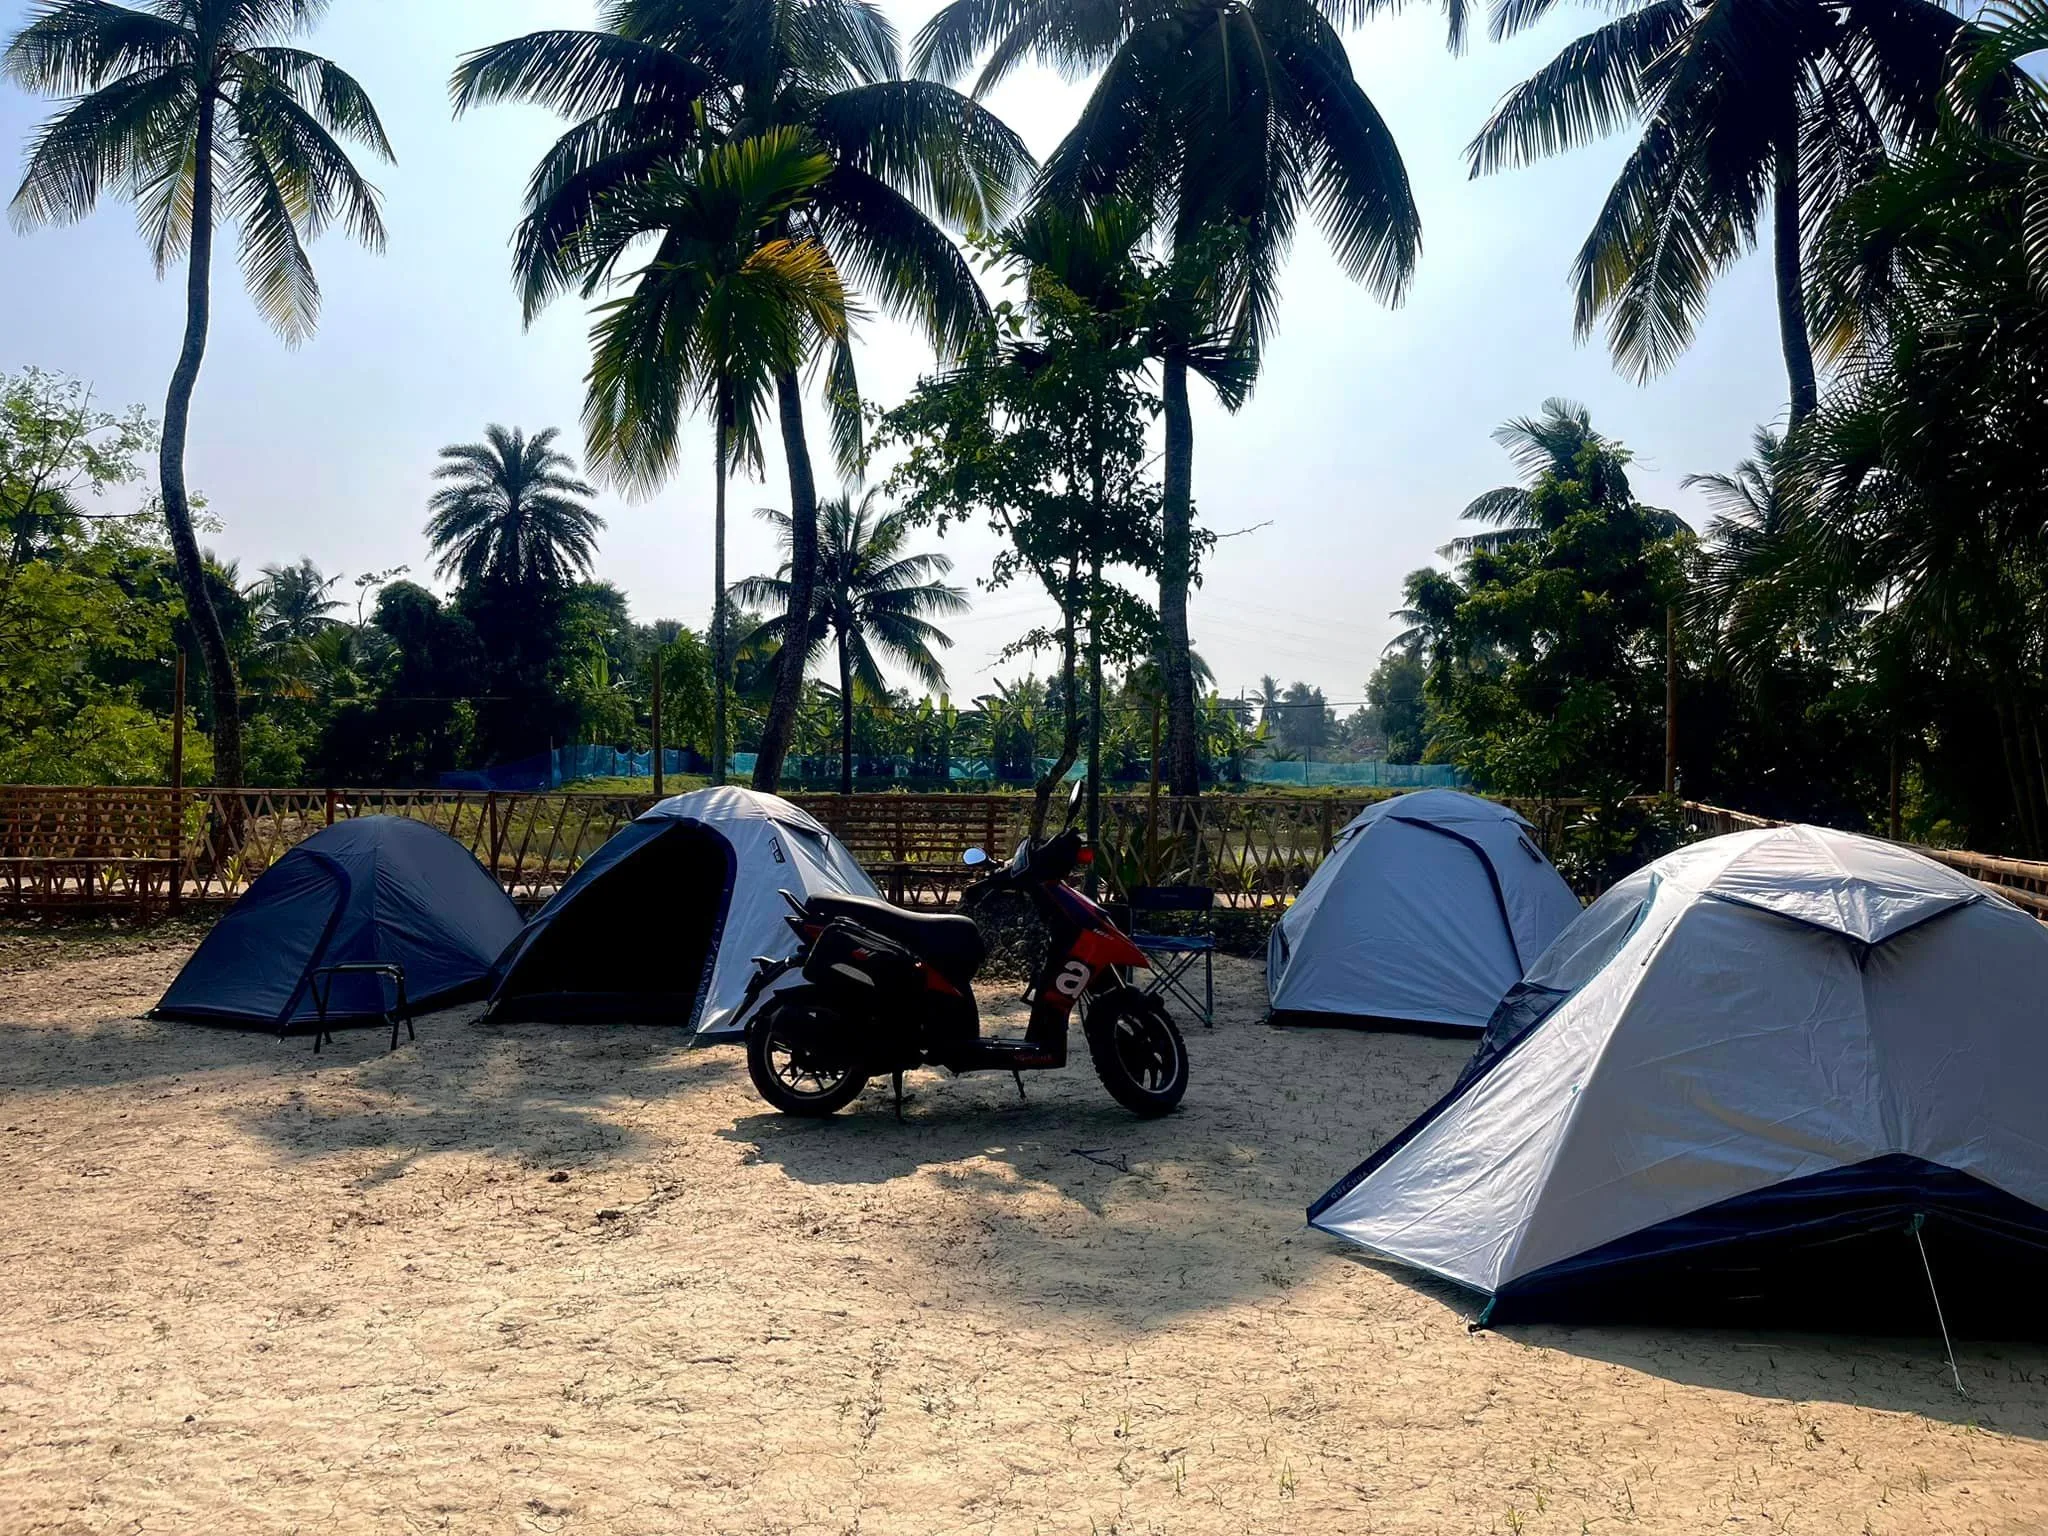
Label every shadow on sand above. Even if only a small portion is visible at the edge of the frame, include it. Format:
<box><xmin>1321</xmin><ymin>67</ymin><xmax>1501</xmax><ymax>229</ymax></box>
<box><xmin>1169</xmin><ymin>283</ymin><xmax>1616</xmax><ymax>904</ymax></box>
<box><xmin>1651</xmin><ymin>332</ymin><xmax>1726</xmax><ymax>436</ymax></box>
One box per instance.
<box><xmin>1334</xmin><ymin>1248</ymin><xmax>2048</xmax><ymax>1437</ymax></box>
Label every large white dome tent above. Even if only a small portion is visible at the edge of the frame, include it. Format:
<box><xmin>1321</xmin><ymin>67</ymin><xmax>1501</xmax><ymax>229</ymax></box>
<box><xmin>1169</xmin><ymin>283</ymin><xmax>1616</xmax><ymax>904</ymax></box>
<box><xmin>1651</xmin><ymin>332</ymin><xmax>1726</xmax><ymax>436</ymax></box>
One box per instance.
<box><xmin>1266</xmin><ymin>790</ymin><xmax>1583</xmax><ymax>1030</ymax></box>
<box><xmin>1310</xmin><ymin>825</ymin><xmax>2048</xmax><ymax>1330</ymax></box>
<box><xmin>486</xmin><ymin>787</ymin><xmax>878</xmax><ymax>1039</ymax></box>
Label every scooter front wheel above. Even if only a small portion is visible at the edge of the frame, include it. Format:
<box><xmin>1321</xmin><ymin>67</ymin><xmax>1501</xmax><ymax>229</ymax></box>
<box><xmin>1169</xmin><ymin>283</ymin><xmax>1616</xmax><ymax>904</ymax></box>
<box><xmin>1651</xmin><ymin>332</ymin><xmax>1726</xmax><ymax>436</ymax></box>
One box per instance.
<box><xmin>1085</xmin><ymin>991</ymin><xmax>1189</xmax><ymax>1117</ymax></box>
<box><xmin>747</xmin><ymin>1003</ymin><xmax>870</xmax><ymax>1117</ymax></box>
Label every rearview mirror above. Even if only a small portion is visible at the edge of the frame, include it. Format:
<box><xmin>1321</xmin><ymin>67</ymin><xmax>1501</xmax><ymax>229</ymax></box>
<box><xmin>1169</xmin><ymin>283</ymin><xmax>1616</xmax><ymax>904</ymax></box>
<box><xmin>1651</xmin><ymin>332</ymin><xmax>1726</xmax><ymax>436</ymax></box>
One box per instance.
<box><xmin>962</xmin><ymin>847</ymin><xmax>989</xmax><ymax>867</ymax></box>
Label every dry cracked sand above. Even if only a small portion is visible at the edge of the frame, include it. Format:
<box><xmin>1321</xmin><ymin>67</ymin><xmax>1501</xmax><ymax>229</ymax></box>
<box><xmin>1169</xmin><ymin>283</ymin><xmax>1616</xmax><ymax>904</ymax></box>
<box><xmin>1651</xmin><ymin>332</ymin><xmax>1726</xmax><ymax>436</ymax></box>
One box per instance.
<box><xmin>3</xmin><ymin>944</ymin><xmax>2045</xmax><ymax>1534</ymax></box>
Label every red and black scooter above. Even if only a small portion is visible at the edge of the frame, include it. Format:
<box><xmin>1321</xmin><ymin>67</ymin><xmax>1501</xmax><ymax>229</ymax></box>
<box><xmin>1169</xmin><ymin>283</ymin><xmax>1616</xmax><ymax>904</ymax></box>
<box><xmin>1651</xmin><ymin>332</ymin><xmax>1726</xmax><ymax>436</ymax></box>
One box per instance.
<box><xmin>733</xmin><ymin>794</ymin><xmax>1189</xmax><ymax>1120</ymax></box>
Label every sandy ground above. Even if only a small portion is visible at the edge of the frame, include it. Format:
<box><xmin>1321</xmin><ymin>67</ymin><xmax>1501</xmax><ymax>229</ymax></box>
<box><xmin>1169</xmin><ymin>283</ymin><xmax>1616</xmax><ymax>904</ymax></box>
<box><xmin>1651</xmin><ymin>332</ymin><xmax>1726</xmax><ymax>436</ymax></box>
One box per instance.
<box><xmin>2</xmin><ymin>947</ymin><xmax>2046</xmax><ymax>1536</ymax></box>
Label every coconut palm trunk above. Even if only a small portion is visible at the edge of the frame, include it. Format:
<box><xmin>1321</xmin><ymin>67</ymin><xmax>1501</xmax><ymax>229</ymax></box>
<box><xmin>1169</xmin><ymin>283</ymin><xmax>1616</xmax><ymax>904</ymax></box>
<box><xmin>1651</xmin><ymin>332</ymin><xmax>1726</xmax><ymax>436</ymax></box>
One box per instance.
<box><xmin>1773</xmin><ymin>130</ymin><xmax>1820</xmax><ymax>424</ymax></box>
<box><xmin>712</xmin><ymin>409</ymin><xmax>730</xmax><ymax>787</ymax></box>
<box><xmin>755</xmin><ymin>370</ymin><xmax>819</xmax><ymax>790</ymax></box>
<box><xmin>161</xmin><ymin>89</ymin><xmax>245</xmax><ymax>789</ymax></box>
<box><xmin>1160</xmin><ymin>350</ymin><xmax>1200</xmax><ymax>798</ymax></box>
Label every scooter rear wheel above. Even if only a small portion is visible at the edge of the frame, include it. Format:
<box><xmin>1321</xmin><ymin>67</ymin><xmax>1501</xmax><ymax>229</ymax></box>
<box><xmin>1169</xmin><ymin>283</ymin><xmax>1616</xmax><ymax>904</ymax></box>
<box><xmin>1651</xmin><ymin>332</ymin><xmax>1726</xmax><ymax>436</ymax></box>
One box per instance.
<box><xmin>1085</xmin><ymin>991</ymin><xmax>1189</xmax><ymax>1117</ymax></box>
<box><xmin>747</xmin><ymin>1003</ymin><xmax>870</xmax><ymax>1117</ymax></box>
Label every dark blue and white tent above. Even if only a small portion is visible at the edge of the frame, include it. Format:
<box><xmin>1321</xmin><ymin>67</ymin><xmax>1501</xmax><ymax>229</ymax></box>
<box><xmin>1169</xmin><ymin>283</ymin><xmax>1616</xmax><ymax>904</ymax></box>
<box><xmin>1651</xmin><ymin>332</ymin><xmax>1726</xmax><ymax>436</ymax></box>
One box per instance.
<box><xmin>1267</xmin><ymin>790</ymin><xmax>1582</xmax><ymax>1030</ymax></box>
<box><xmin>155</xmin><ymin>816</ymin><xmax>524</xmax><ymax>1033</ymax></box>
<box><xmin>486</xmin><ymin>787</ymin><xmax>877</xmax><ymax>1038</ymax></box>
<box><xmin>1310</xmin><ymin>825</ymin><xmax>2048</xmax><ymax>1329</ymax></box>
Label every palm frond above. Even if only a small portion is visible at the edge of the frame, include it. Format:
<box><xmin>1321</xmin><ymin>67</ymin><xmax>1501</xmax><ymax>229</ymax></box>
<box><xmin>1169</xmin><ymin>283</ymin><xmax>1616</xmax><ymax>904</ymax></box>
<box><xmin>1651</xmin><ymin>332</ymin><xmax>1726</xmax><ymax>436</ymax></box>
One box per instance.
<box><xmin>1466</xmin><ymin>2</ymin><xmax>1687</xmax><ymax>177</ymax></box>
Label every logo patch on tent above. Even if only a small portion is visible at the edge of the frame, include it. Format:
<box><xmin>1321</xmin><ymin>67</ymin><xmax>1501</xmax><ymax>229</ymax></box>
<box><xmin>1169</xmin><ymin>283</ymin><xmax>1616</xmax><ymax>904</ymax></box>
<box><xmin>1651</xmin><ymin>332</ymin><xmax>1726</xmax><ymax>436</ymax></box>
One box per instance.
<box><xmin>770</xmin><ymin>836</ymin><xmax>786</xmax><ymax>864</ymax></box>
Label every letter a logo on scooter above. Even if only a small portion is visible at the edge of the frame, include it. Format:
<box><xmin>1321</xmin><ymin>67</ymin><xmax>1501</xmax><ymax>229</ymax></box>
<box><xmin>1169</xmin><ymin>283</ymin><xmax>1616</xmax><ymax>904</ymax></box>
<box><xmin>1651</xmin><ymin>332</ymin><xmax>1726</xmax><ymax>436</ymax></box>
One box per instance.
<box><xmin>1054</xmin><ymin>960</ymin><xmax>1091</xmax><ymax>999</ymax></box>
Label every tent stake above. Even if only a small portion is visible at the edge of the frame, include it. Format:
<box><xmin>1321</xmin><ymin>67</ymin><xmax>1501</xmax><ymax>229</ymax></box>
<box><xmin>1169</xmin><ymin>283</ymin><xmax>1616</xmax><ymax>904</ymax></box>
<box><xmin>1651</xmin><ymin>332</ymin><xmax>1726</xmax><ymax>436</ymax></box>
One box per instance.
<box><xmin>1912</xmin><ymin>1215</ymin><xmax>1967</xmax><ymax>1398</ymax></box>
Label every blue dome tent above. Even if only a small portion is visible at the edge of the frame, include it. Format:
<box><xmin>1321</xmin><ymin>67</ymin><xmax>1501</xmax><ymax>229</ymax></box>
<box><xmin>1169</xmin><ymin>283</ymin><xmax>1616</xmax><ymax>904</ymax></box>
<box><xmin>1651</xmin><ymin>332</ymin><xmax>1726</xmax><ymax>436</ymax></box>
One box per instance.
<box><xmin>486</xmin><ymin>787</ymin><xmax>879</xmax><ymax>1038</ymax></box>
<box><xmin>1266</xmin><ymin>790</ymin><xmax>1582</xmax><ymax>1030</ymax></box>
<box><xmin>154</xmin><ymin>817</ymin><xmax>524</xmax><ymax>1036</ymax></box>
<box><xmin>1310</xmin><ymin>826</ymin><xmax>2048</xmax><ymax>1331</ymax></box>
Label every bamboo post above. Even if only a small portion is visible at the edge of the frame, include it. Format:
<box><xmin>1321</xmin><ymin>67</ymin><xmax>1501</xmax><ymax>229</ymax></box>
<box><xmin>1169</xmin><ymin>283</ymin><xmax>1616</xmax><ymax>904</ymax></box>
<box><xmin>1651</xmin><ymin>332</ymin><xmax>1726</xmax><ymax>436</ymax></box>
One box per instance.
<box><xmin>325</xmin><ymin>787</ymin><xmax>338</xmax><ymax>827</ymax></box>
<box><xmin>487</xmin><ymin>792</ymin><xmax>503</xmax><ymax>885</ymax></box>
<box><xmin>169</xmin><ymin>649</ymin><xmax>186</xmax><ymax>913</ymax></box>
<box><xmin>651</xmin><ymin>650</ymin><xmax>665</xmax><ymax>800</ymax></box>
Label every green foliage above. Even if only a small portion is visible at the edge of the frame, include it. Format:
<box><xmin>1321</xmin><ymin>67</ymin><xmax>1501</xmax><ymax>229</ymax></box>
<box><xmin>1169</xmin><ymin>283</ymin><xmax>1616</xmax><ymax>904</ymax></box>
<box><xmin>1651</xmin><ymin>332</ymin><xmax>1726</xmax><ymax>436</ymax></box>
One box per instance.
<box><xmin>1407</xmin><ymin>405</ymin><xmax>1688</xmax><ymax>800</ymax></box>
<box><xmin>427</xmin><ymin>426</ymin><xmax>604</xmax><ymax>592</ymax></box>
<box><xmin>1366</xmin><ymin>652</ymin><xmax>1427</xmax><ymax>765</ymax></box>
<box><xmin>0</xmin><ymin>366</ymin><xmax>156</xmax><ymax>566</ymax></box>
<box><xmin>1468</xmin><ymin>0</ymin><xmax>1962</xmax><ymax>402</ymax></box>
<box><xmin>0</xmin><ymin>526</ymin><xmax>202</xmax><ymax>784</ymax></box>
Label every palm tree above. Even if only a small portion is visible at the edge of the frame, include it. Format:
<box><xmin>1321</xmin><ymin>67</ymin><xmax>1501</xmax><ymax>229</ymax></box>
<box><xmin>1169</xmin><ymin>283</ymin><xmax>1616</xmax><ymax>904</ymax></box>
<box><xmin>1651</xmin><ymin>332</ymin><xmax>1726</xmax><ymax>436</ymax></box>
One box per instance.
<box><xmin>451</xmin><ymin>0</ymin><xmax>1031</xmax><ymax>792</ymax></box>
<box><xmin>6</xmin><ymin>0</ymin><xmax>393</xmax><ymax>786</ymax></box>
<box><xmin>1388</xmin><ymin>567</ymin><xmax>1466</xmax><ymax>666</ymax></box>
<box><xmin>246</xmin><ymin>557</ymin><xmax>340</xmax><ymax>692</ymax></box>
<box><xmin>254</xmin><ymin>560</ymin><xmax>341</xmax><ymax>641</ymax></box>
<box><xmin>733</xmin><ymin>492</ymin><xmax>966</xmax><ymax>793</ymax></box>
<box><xmin>1466</xmin><ymin>0</ymin><xmax>1970</xmax><ymax>422</ymax></box>
<box><xmin>915</xmin><ymin>0</ymin><xmax>1421</xmax><ymax>798</ymax></box>
<box><xmin>426</xmin><ymin>427</ymin><xmax>606</xmax><ymax>595</ymax></box>
<box><xmin>1438</xmin><ymin>398</ymin><xmax>1641</xmax><ymax>558</ymax></box>
<box><xmin>575</xmin><ymin>126</ymin><xmax>851</xmax><ymax>783</ymax></box>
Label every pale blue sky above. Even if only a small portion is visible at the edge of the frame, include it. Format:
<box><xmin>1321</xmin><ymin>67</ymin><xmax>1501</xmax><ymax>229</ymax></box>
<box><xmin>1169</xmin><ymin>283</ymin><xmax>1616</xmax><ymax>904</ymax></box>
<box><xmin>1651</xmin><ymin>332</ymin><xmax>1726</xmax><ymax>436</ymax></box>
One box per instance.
<box><xmin>0</xmin><ymin>0</ymin><xmax>1790</xmax><ymax>708</ymax></box>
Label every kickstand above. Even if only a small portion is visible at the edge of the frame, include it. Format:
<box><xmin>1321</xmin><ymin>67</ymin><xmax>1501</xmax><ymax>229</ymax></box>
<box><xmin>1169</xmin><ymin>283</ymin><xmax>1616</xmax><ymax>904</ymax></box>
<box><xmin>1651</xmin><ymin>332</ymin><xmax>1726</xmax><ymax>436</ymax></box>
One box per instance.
<box><xmin>892</xmin><ymin>1070</ymin><xmax>905</xmax><ymax>1122</ymax></box>
<box><xmin>1012</xmin><ymin>1069</ymin><xmax>1027</xmax><ymax>1103</ymax></box>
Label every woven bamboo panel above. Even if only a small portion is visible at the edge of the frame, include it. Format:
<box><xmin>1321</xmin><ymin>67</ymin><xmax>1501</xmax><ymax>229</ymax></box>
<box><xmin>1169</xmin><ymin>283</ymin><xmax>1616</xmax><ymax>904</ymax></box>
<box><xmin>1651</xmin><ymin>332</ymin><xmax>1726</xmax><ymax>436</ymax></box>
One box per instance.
<box><xmin>6</xmin><ymin>785</ymin><xmax>2045</xmax><ymax>920</ymax></box>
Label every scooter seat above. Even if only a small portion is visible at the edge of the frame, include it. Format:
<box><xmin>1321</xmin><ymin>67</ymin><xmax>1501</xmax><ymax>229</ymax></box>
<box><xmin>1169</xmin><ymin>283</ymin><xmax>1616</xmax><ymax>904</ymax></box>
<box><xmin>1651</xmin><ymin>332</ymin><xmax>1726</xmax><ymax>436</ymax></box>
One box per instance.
<box><xmin>807</xmin><ymin>893</ymin><xmax>988</xmax><ymax>988</ymax></box>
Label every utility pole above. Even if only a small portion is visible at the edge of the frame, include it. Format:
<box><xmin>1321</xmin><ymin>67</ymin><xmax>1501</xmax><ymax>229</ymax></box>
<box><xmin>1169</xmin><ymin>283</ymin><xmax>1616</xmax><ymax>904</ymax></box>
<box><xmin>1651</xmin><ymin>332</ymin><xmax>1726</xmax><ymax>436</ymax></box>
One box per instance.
<box><xmin>651</xmin><ymin>649</ymin><xmax>665</xmax><ymax>800</ymax></box>
<box><xmin>1664</xmin><ymin>606</ymin><xmax>1679</xmax><ymax>797</ymax></box>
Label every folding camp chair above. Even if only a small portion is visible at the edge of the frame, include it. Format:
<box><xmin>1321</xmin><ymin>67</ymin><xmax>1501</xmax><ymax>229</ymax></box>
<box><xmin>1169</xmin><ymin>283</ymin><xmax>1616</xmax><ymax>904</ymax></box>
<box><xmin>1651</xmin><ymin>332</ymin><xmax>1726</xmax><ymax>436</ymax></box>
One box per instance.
<box><xmin>1129</xmin><ymin>885</ymin><xmax>1216</xmax><ymax>1028</ymax></box>
<box><xmin>307</xmin><ymin>963</ymin><xmax>413</xmax><ymax>1054</ymax></box>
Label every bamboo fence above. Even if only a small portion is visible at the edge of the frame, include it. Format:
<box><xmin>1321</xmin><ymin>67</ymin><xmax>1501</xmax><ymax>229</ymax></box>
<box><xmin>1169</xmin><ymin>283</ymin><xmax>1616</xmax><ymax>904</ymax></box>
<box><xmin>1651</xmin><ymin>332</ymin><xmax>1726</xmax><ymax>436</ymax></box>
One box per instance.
<box><xmin>3</xmin><ymin>785</ymin><xmax>2044</xmax><ymax>920</ymax></box>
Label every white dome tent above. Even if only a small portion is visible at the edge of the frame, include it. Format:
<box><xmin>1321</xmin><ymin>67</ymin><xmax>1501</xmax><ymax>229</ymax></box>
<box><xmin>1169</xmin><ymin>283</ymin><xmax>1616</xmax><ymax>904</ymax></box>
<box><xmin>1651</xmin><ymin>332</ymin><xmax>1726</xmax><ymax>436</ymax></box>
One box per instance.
<box><xmin>487</xmin><ymin>787</ymin><xmax>878</xmax><ymax>1039</ymax></box>
<box><xmin>1310</xmin><ymin>825</ymin><xmax>2048</xmax><ymax>1330</ymax></box>
<box><xmin>1266</xmin><ymin>790</ymin><xmax>1582</xmax><ymax>1030</ymax></box>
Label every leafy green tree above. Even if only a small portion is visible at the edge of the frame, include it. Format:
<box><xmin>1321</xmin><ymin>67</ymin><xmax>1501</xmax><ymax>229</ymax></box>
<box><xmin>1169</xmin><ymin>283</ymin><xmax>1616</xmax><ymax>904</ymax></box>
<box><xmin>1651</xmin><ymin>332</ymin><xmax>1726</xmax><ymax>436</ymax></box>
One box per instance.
<box><xmin>1366</xmin><ymin>651</ymin><xmax>1427</xmax><ymax>764</ymax></box>
<box><xmin>1467</xmin><ymin>0</ymin><xmax>1968</xmax><ymax>420</ymax></box>
<box><xmin>6</xmin><ymin>0</ymin><xmax>394</xmax><ymax>785</ymax></box>
<box><xmin>451</xmin><ymin>0</ymin><xmax>1030</xmax><ymax>792</ymax></box>
<box><xmin>1753</xmin><ymin>14</ymin><xmax>2048</xmax><ymax>849</ymax></box>
<box><xmin>1271</xmin><ymin>681</ymin><xmax>1332</xmax><ymax>758</ymax></box>
<box><xmin>915</xmin><ymin>0</ymin><xmax>1422</xmax><ymax>796</ymax></box>
<box><xmin>315</xmin><ymin>581</ymin><xmax>482</xmax><ymax>786</ymax></box>
<box><xmin>734</xmin><ymin>493</ymin><xmax>966</xmax><ymax>793</ymax></box>
<box><xmin>1422</xmin><ymin>406</ymin><xmax>1689</xmax><ymax>798</ymax></box>
<box><xmin>0</xmin><ymin>525</ymin><xmax>200</xmax><ymax>783</ymax></box>
<box><xmin>881</xmin><ymin>202</ymin><xmax>1168</xmax><ymax>827</ymax></box>
<box><xmin>427</xmin><ymin>427</ymin><xmax>605</xmax><ymax>595</ymax></box>
<box><xmin>0</xmin><ymin>367</ymin><xmax>157</xmax><ymax>567</ymax></box>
